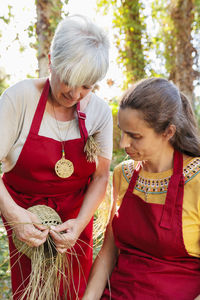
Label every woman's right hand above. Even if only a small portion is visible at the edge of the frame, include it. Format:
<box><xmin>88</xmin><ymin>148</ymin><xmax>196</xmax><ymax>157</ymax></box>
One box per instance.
<box><xmin>6</xmin><ymin>205</ymin><xmax>49</xmax><ymax>247</ymax></box>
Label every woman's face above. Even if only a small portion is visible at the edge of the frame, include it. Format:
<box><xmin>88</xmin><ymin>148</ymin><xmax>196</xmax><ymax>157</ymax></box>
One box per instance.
<box><xmin>49</xmin><ymin>68</ymin><xmax>93</xmax><ymax>108</ymax></box>
<box><xmin>118</xmin><ymin>107</ymin><xmax>169</xmax><ymax>162</ymax></box>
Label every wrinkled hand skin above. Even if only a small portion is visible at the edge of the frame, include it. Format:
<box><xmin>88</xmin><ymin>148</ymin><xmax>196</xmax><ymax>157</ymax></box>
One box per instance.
<box><xmin>50</xmin><ymin>218</ymin><xmax>83</xmax><ymax>254</ymax></box>
<box><xmin>7</xmin><ymin>206</ymin><xmax>49</xmax><ymax>247</ymax></box>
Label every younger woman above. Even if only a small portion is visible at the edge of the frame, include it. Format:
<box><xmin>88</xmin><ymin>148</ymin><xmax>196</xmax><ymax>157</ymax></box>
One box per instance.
<box><xmin>83</xmin><ymin>78</ymin><xmax>200</xmax><ymax>300</ymax></box>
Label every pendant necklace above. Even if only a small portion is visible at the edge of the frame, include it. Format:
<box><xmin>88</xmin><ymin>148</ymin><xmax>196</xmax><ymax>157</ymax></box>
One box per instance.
<box><xmin>52</xmin><ymin>102</ymin><xmax>74</xmax><ymax>179</ymax></box>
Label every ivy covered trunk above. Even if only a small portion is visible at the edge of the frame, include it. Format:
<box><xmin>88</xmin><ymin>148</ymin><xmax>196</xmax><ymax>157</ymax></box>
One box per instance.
<box><xmin>170</xmin><ymin>0</ymin><xmax>195</xmax><ymax>102</ymax></box>
<box><xmin>35</xmin><ymin>0</ymin><xmax>63</xmax><ymax>77</ymax></box>
<box><xmin>120</xmin><ymin>1</ymin><xmax>146</xmax><ymax>87</ymax></box>
<box><xmin>97</xmin><ymin>0</ymin><xmax>146</xmax><ymax>89</ymax></box>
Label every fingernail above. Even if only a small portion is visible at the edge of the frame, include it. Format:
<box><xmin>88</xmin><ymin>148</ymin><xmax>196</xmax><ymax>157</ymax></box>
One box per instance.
<box><xmin>50</xmin><ymin>225</ymin><xmax>56</xmax><ymax>230</ymax></box>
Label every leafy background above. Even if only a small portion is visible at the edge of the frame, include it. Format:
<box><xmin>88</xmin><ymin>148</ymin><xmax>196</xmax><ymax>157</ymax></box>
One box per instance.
<box><xmin>0</xmin><ymin>0</ymin><xmax>200</xmax><ymax>298</ymax></box>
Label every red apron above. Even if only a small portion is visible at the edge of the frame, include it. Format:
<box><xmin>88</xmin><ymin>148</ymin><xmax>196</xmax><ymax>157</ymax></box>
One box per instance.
<box><xmin>102</xmin><ymin>151</ymin><xmax>200</xmax><ymax>299</ymax></box>
<box><xmin>3</xmin><ymin>79</ymin><xmax>96</xmax><ymax>299</ymax></box>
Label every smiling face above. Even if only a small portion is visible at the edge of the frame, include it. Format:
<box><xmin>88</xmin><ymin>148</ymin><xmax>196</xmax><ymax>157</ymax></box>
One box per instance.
<box><xmin>118</xmin><ymin>107</ymin><xmax>172</xmax><ymax>163</ymax></box>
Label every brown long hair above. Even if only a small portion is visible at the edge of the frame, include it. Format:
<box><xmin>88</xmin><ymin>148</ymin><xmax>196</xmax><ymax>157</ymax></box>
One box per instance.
<box><xmin>120</xmin><ymin>78</ymin><xmax>200</xmax><ymax>157</ymax></box>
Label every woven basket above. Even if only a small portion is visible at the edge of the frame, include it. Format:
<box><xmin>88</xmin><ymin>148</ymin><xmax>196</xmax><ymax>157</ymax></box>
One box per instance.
<box><xmin>12</xmin><ymin>205</ymin><xmax>62</xmax><ymax>259</ymax></box>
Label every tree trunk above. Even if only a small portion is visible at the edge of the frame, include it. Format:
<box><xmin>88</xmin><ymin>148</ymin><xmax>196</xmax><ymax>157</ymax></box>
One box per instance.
<box><xmin>170</xmin><ymin>0</ymin><xmax>195</xmax><ymax>102</ymax></box>
<box><xmin>123</xmin><ymin>1</ymin><xmax>146</xmax><ymax>83</ymax></box>
<box><xmin>35</xmin><ymin>0</ymin><xmax>63</xmax><ymax>77</ymax></box>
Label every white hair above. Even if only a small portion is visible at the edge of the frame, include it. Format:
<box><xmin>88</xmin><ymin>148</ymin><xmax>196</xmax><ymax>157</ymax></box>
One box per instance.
<box><xmin>50</xmin><ymin>15</ymin><xmax>109</xmax><ymax>87</ymax></box>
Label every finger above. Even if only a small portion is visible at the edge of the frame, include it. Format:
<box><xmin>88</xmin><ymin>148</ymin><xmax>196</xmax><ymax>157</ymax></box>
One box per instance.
<box><xmin>49</xmin><ymin>229</ymin><xmax>63</xmax><ymax>241</ymax></box>
<box><xmin>50</xmin><ymin>232</ymin><xmax>72</xmax><ymax>249</ymax></box>
<box><xmin>50</xmin><ymin>231</ymin><xmax>72</xmax><ymax>248</ymax></box>
<box><xmin>34</xmin><ymin>222</ymin><xmax>48</xmax><ymax>231</ymax></box>
<box><xmin>28</xmin><ymin>212</ymin><xmax>47</xmax><ymax>230</ymax></box>
<box><xmin>53</xmin><ymin>231</ymin><xmax>74</xmax><ymax>243</ymax></box>
<box><xmin>62</xmin><ymin>232</ymin><xmax>76</xmax><ymax>244</ymax></box>
<box><xmin>56</xmin><ymin>246</ymin><xmax>68</xmax><ymax>253</ymax></box>
<box><xmin>18</xmin><ymin>227</ymin><xmax>49</xmax><ymax>246</ymax></box>
<box><xmin>25</xmin><ymin>237</ymin><xmax>40</xmax><ymax>247</ymax></box>
<box><xmin>59</xmin><ymin>235</ymin><xmax>76</xmax><ymax>248</ymax></box>
<box><xmin>56</xmin><ymin>243</ymin><xmax>69</xmax><ymax>253</ymax></box>
<box><xmin>26</xmin><ymin>232</ymin><xmax>49</xmax><ymax>247</ymax></box>
<box><xmin>25</xmin><ymin>239</ymin><xmax>35</xmax><ymax>247</ymax></box>
<box><xmin>31</xmin><ymin>227</ymin><xmax>49</xmax><ymax>240</ymax></box>
<box><xmin>29</xmin><ymin>213</ymin><xmax>47</xmax><ymax>231</ymax></box>
<box><xmin>27</xmin><ymin>239</ymin><xmax>44</xmax><ymax>247</ymax></box>
<box><xmin>51</xmin><ymin>223</ymin><xmax>68</xmax><ymax>233</ymax></box>
<box><xmin>57</xmin><ymin>247</ymin><xmax>67</xmax><ymax>254</ymax></box>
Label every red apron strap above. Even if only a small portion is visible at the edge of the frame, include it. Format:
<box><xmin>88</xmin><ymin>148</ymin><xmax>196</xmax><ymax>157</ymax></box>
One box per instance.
<box><xmin>128</xmin><ymin>162</ymin><xmax>141</xmax><ymax>192</ymax></box>
<box><xmin>30</xmin><ymin>79</ymin><xmax>50</xmax><ymax>135</ymax></box>
<box><xmin>160</xmin><ymin>150</ymin><xmax>184</xmax><ymax>229</ymax></box>
<box><xmin>29</xmin><ymin>80</ymin><xmax>88</xmax><ymax>143</ymax></box>
<box><xmin>77</xmin><ymin>102</ymin><xmax>88</xmax><ymax>143</ymax></box>
<box><xmin>128</xmin><ymin>152</ymin><xmax>184</xmax><ymax>230</ymax></box>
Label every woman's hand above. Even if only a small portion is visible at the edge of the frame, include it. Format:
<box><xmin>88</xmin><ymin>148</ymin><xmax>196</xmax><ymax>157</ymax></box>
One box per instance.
<box><xmin>0</xmin><ymin>177</ymin><xmax>49</xmax><ymax>247</ymax></box>
<box><xmin>7</xmin><ymin>206</ymin><xmax>49</xmax><ymax>247</ymax></box>
<box><xmin>50</xmin><ymin>218</ymin><xmax>84</xmax><ymax>254</ymax></box>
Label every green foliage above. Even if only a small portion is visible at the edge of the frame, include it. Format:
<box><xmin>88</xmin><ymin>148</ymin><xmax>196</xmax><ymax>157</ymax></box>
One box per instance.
<box><xmin>193</xmin><ymin>1</ymin><xmax>200</xmax><ymax>70</ymax></box>
<box><xmin>109</xmin><ymin>99</ymin><xmax>128</xmax><ymax>170</ymax></box>
<box><xmin>151</xmin><ymin>0</ymin><xmax>200</xmax><ymax>81</ymax></box>
<box><xmin>0</xmin><ymin>5</ymin><xmax>14</xmax><ymax>24</ymax></box>
<box><xmin>111</xmin><ymin>149</ymin><xmax>127</xmax><ymax>171</ymax></box>
<box><xmin>97</xmin><ymin>0</ymin><xmax>147</xmax><ymax>89</ymax></box>
<box><xmin>0</xmin><ymin>69</ymin><xmax>9</xmax><ymax>96</ymax></box>
<box><xmin>0</xmin><ymin>218</ymin><xmax>11</xmax><ymax>300</ymax></box>
<box><xmin>151</xmin><ymin>0</ymin><xmax>175</xmax><ymax>77</ymax></box>
<box><xmin>194</xmin><ymin>96</ymin><xmax>200</xmax><ymax>127</ymax></box>
<box><xmin>0</xmin><ymin>5</ymin><xmax>13</xmax><ymax>95</ymax></box>
<box><xmin>109</xmin><ymin>99</ymin><xmax>121</xmax><ymax>152</ymax></box>
<box><xmin>0</xmin><ymin>168</ymin><xmax>10</xmax><ymax>299</ymax></box>
<box><xmin>109</xmin><ymin>98</ymin><xmax>119</xmax><ymax>116</ymax></box>
<box><xmin>27</xmin><ymin>0</ymin><xmax>69</xmax><ymax>49</ymax></box>
<box><xmin>195</xmin><ymin>0</ymin><xmax>200</xmax><ymax>16</ymax></box>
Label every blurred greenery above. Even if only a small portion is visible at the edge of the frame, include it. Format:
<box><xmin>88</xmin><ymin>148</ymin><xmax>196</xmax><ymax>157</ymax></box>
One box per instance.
<box><xmin>97</xmin><ymin>0</ymin><xmax>147</xmax><ymax>89</ymax></box>
<box><xmin>0</xmin><ymin>0</ymin><xmax>200</xmax><ymax>297</ymax></box>
<box><xmin>0</xmin><ymin>68</ymin><xmax>9</xmax><ymax>96</ymax></box>
<box><xmin>194</xmin><ymin>97</ymin><xmax>200</xmax><ymax>128</ymax></box>
<box><xmin>0</xmin><ymin>218</ymin><xmax>11</xmax><ymax>300</ymax></box>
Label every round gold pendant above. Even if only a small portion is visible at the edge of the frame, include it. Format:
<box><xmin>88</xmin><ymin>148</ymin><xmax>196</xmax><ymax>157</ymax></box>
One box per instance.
<box><xmin>55</xmin><ymin>157</ymin><xmax>74</xmax><ymax>178</ymax></box>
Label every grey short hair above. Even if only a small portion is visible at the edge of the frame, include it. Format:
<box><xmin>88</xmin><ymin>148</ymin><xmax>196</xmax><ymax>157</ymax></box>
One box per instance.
<box><xmin>50</xmin><ymin>15</ymin><xmax>109</xmax><ymax>87</ymax></box>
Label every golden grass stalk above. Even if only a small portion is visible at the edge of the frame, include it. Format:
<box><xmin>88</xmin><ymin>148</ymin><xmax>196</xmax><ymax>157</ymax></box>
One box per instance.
<box><xmin>84</xmin><ymin>135</ymin><xmax>100</xmax><ymax>162</ymax></box>
<box><xmin>1</xmin><ymin>193</ymin><xmax>113</xmax><ymax>300</ymax></box>
<box><xmin>93</xmin><ymin>173</ymin><xmax>113</xmax><ymax>247</ymax></box>
<box><xmin>10</xmin><ymin>205</ymin><xmax>75</xmax><ymax>300</ymax></box>
<box><xmin>13</xmin><ymin>238</ymin><xmax>70</xmax><ymax>300</ymax></box>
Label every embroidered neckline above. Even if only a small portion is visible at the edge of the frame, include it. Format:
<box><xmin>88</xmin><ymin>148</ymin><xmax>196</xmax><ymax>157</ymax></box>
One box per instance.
<box><xmin>122</xmin><ymin>158</ymin><xmax>200</xmax><ymax>194</ymax></box>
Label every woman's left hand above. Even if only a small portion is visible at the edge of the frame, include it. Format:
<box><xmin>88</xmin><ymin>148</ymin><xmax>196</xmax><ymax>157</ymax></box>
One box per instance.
<box><xmin>50</xmin><ymin>156</ymin><xmax>111</xmax><ymax>254</ymax></box>
<box><xmin>50</xmin><ymin>218</ymin><xmax>83</xmax><ymax>254</ymax></box>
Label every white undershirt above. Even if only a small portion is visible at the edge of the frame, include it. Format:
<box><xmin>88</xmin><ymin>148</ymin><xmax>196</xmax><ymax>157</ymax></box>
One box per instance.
<box><xmin>0</xmin><ymin>79</ymin><xmax>113</xmax><ymax>172</ymax></box>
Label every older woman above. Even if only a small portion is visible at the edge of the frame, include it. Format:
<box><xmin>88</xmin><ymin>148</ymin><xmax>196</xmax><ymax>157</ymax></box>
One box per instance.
<box><xmin>0</xmin><ymin>15</ymin><xmax>112</xmax><ymax>299</ymax></box>
<box><xmin>83</xmin><ymin>78</ymin><xmax>200</xmax><ymax>300</ymax></box>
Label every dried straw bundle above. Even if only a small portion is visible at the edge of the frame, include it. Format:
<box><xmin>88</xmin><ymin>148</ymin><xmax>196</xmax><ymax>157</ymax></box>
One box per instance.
<box><xmin>84</xmin><ymin>135</ymin><xmax>100</xmax><ymax>163</ymax></box>
<box><xmin>12</xmin><ymin>205</ymin><xmax>70</xmax><ymax>300</ymax></box>
<box><xmin>93</xmin><ymin>173</ymin><xmax>112</xmax><ymax>247</ymax></box>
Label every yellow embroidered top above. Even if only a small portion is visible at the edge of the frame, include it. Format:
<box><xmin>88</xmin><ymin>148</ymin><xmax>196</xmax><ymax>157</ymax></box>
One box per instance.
<box><xmin>113</xmin><ymin>157</ymin><xmax>200</xmax><ymax>257</ymax></box>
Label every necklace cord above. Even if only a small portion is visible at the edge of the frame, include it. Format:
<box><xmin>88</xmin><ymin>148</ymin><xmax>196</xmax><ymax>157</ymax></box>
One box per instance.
<box><xmin>51</xmin><ymin>101</ymin><xmax>73</xmax><ymax>156</ymax></box>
